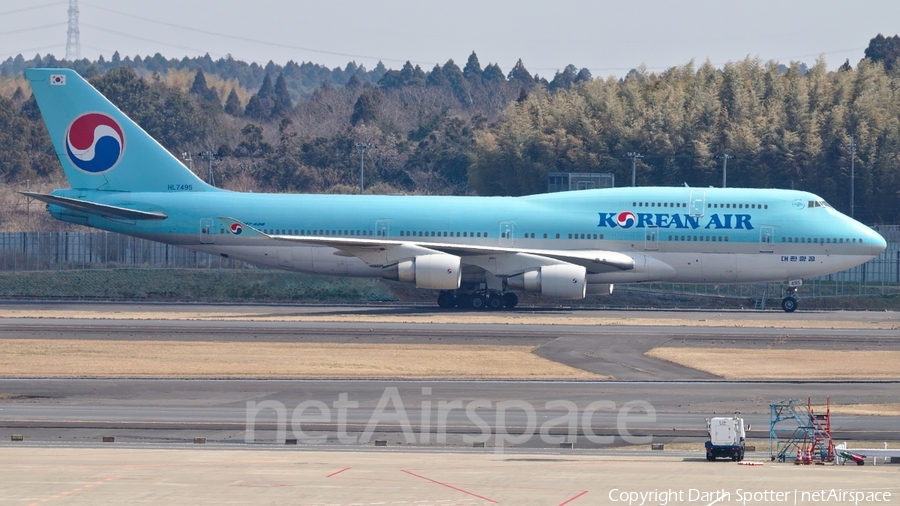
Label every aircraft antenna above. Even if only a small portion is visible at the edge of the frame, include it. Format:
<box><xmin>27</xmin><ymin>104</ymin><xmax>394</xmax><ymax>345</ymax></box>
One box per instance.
<box><xmin>65</xmin><ymin>0</ymin><xmax>81</xmax><ymax>61</ymax></box>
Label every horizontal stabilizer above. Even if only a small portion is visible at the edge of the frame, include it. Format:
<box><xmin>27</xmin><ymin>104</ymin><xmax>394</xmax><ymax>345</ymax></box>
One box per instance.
<box><xmin>21</xmin><ymin>192</ymin><xmax>167</xmax><ymax>220</ymax></box>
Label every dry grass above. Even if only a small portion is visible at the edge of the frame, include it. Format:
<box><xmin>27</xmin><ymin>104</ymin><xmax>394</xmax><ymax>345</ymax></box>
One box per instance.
<box><xmin>827</xmin><ymin>404</ymin><xmax>900</xmax><ymax>416</ymax></box>
<box><xmin>2</xmin><ymin>308</ymin><xmax>897</xmax><ymax>330</ymax></box>
<box><xmin>646</xmin><ymin>347</ymin><xmax>900</xmax><ymax>380</ymax></box>
<box><xmin>0</xmin><ymin>339</ymin><xmax>603</xmax><ymax>379</ymax></box>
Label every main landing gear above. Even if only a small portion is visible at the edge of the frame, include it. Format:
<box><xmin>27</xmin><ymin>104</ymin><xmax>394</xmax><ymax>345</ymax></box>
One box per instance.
<box><xmin>781</xmin><ymin>286</ymin><xmax>799</xmax><ymax>313</ymax></box>
<box><xmin>437</xmin><ymin>290</ymin><xmax>518</xmax><ymax>310</ymax></box>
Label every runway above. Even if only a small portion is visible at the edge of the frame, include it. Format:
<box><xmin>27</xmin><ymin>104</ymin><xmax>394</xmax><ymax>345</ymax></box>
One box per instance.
<box><xmin>1</xmin><ymin>303</ymin><xmax>899</xmax><ymax>448</ymax></box>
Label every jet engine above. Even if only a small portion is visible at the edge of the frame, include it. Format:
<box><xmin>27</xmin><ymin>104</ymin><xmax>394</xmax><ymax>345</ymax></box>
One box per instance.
<box><xmin>383</xmin><ymin>254</ymin><xmax>462</xmax><ymax>290</ymax></box>
<box><xmin>508</xmin><ymin>264</ymin><xmax>587</xmax><ymax>299</ymax></box>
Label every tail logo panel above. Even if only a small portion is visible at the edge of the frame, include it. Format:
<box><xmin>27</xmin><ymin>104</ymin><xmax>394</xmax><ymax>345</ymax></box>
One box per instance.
<box><xmin>229</xmin><ymin>223</ymin><xmax>243</xmax><ymax>235</ymax></box>
<box><xmin>65</xmin><ymin>113</ymin><xmax>125</xmax><ymax>174</ymax></box>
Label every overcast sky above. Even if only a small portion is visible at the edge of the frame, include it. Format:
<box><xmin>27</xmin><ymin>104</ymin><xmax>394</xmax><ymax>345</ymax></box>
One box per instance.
<box><xmin>2</xmin><ymin>0</ymin><xmax>899</xmax><ymax>78</ymax></box>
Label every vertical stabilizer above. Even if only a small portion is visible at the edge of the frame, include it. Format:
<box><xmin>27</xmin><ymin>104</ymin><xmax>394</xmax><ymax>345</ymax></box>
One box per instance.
<box><xmin>25</xmin><ymin>68</ymin><xmax>217</xmax><ymax>193</ymax></box>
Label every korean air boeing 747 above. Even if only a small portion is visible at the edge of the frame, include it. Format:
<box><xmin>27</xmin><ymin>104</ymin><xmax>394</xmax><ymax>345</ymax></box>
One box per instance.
<box><xmin>22</xmin><ymin>69</ymin><xmax>887</xmax><ymax>312</ymax></box>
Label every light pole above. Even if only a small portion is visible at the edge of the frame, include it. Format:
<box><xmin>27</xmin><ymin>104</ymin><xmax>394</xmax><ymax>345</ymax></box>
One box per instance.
<box><xmin>627</xmin><ymin>152</ymin><xmax>643</xmax><ymax>187</ymax></box>
<box><xmin>355</xmin><ymin>143</ymin><xmax>372</xmax><ymax>195</ymax></box>
<box><xmin>848</xmin><ymin>135</ymin><xmax>856</xmax><ymax>218</ymax></box>
<box><xmin>718</xmin><ymin>154</ymin><xmax>733</xmax><ymax>188</ymax></box>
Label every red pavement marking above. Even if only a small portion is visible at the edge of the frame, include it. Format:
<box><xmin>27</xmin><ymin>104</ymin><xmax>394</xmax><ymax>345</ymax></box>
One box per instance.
<box><xmin>326</xmin><ymin>467</ymin><xmax>350</xmax><ymax>478</ymax></box>
<box><xmin>558</xmin><ymin>490</ymin><xmax>589</xmax><ymax>506</ymax></box>
<box><xmin>401</xmin><ymin>469</ymin><xmax>498</xmax><ymax>504</ymax></box>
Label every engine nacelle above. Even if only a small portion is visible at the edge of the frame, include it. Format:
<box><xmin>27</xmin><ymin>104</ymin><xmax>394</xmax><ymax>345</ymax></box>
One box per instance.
<box><xmin>508</xmin><ymin>264</ymin><xmax>587</xmax><ymax>299</ymax></box>
<box><xmin>384</xmin><ymin>254</ymin><xmax>462</xmax><ymax>290</ymax></box>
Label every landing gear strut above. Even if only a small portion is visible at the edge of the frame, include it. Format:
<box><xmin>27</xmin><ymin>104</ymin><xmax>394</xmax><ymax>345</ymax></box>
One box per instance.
<box><xmin>435</xmin><ymin>290</ymin><xmax>518</xmax><ymax>310</ymax></box>
<box><xmin>781</xmin><ymin>286</ymin><xmax>799</xmax><ymax>313</ymax></box>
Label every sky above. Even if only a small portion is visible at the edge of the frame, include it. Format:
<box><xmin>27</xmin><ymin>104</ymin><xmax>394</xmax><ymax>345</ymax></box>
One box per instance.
<box><xmin>2</xmin><ymin>0</ymin><xmax>899</xmax><ymax>78</ymax></box>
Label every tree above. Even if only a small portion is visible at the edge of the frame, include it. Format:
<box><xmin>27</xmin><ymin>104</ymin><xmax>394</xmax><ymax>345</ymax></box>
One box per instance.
<box><xmin>507</xmin><ymin>59</ymin><xmax>533</xmax><ymax>84</ymax></box>
<box><xmin>272</xmin><ymin>72</ymin><xmax>292</xmax><ymax>117</ymax></box>
<box><xmin>463</xmin><ymin>51</ymin><xmax>482</xmax><ymax>80</ymax></box>
<box><xmin>190</xmin><ymin>69</ymin><xmax>220</xmax><ymax>105</ymax></box>
<box><xmin>224</xmin><ymin>88</ymin><xmax>243</xmax><ymax>116</ymax></box>
<box><xmin>351</xmin><ymin>90</ymin><xmax>379</xmax><ymax>126</ymax></box>
<box><xmin>482</xmin><ymin>63</ymin><xmax>504</xmax><ymax>82</ymax></box>
<box><xmin>426</xmin><ymin>64</ymin><xmax>450</xmax><ymax>87</ymax></box>
<box><xmin>244</xmin><ymin>95</ymin><xmax>267</xmax><ymax>120</ymax></box>
<box><xmin>864</xmin><ymin>33</ymin><xmax>900</xmax><ymax>71</ymax></box>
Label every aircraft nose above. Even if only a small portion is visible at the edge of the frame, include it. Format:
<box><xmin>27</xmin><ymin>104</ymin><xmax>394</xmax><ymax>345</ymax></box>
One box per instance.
<box><xmin>872</xmin><ymin>231</ymin><xmax>887</xmax><ymax>256</ymax></box>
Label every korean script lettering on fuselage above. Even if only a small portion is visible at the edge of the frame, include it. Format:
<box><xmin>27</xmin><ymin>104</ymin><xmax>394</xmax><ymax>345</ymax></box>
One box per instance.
<box><xmin>598</xmin><ymin>211</ymin><xmax>754</xmax><ymax>230</ymax></box>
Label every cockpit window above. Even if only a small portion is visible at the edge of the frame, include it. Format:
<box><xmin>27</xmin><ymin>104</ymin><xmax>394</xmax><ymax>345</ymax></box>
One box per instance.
<box><xmin>807</xmin><ymin>200</ymin><xmax>831</xmax><ymax>208</ymax></box>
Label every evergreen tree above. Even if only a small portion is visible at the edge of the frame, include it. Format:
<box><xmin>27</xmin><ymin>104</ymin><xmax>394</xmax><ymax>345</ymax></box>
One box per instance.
<box><xmin>244</xmin><ymin>95</ymin><xmax>267</xmax><ymax>120</ymax></box>
<box><xmin>864</xmin><ymin>33</ymin><xmax>900</xmax><ymax>71</ymax></box>
<box><xmin>426</xmin><ymin>64</ymin><xmax>450</xmax><ymax>87</ymax></box>
<box><xmin>351</xmin><ymin>90</ymin><xmax>379</xmax><ymax>126</ymax></box>
<box><xmin>224</xmin><ymin>88</ymin><xmax>243</xmax><ymax>116</ymax></box>
<box><xmin>482</xmin><ymin>63</ymin><xmax>504</xmax><ymax>82</ymax></box>
<box><xmin>507</xmin><ymin>59</ymin><xmax>534</xmax><ymax>86</ymax></box>
<box><xmin>190</xmin><ymin>69</ymin><xmax>220</xmax><ymax>105</ymax></box>
<box><xmin>463</xmin><ymin>51</ymin><xmax>482</xmax><ymax>80</ymax></box>
<box><xmin>273</xmin><ymin>72</ymin><xmax>292</xmax><ymax>116</ymax></box>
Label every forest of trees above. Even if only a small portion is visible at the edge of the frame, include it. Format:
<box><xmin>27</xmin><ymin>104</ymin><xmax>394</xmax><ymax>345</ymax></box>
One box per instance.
<box><xmin>1</xmin><ymin>35</ymin><xmax>899</xmax><ymax>226</ymax></box>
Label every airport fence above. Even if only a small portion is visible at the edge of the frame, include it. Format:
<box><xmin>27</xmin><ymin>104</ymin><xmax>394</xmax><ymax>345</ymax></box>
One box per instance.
<box><xmin>1</xmin><ymin>227</ymin><xmax>898</xmax><ymax>300</ymax></box>
<box><xmin>0</xmin><ymin>231</ymin><xmax>251</xmax><ymax>271</ymax></box>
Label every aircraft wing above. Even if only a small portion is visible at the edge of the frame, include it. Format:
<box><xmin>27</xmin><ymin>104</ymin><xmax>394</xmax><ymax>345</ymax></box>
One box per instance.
<box><xmin>216</xmin><ymin>217</ymin><xmax>634</xmax><ymax>275</ymax></box>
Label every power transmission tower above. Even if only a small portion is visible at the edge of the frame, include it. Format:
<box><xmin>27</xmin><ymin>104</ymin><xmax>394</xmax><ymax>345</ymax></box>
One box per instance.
<box><xmin>65</xmin><ymin>0</ymin><xmax>81</xmax><ymax>61</ymax></box>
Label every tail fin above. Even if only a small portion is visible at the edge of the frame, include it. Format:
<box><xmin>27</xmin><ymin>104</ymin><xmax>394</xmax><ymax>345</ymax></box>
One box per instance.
<box><xmin>25</xmin><ymin>68</ymin><xmax>218</xmax><ymax>193</ymax></box>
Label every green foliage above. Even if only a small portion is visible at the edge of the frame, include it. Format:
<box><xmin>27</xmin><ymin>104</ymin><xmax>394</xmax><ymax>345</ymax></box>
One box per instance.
<box><xmin>864</xmin><ymin>34</ymin><xmax>900</xmax><ymax>72</ymax></box>
<box><xmin>350</xmin><ymin>90</ymin><xmax>379</xmax><ymax>126</ymax></box>
<box><xmin>470</xmin><ymin>57</ymin><xmax>900</xmax><ymax>223</ymax></box>
<box><xmin>224</xmin><ymin>88</ymin><xmax>243</xmax><ymax>116</ymax></box>
<box><xmin>90</xmin><ymin>68</ymin><xmax>207</xmax><ymax>149</ymax></box>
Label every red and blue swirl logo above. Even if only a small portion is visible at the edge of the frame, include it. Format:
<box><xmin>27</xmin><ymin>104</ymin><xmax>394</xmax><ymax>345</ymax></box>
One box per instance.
<box><xmin>230</xmin><ymin>223</ymin><xmax>243</xmax><ymax>235</ymax></box>
<box><xmin>615</xmin><ymin>211</ymin><xmax>636</xmax><ymax>228</ymax></box>
<box><xmin>65</xmin><ymin>113</ymin><xmax>125</xmax><ymax>174</ymax></box>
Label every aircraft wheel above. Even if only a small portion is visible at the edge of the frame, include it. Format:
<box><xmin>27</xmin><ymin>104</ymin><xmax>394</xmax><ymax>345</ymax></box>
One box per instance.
<box><xmin>437</xmin><ymin>291</ymin><xmax>455</xmax><ymax>309</ymax></box>
<box><xmin>487</xmin><ymin>294</ymin><xmax>503</xmax><ymax>310</ymax></box>
<box><xmin>455</xmin><ymin>293</ymin><xmax>470</xmax><ymax>308</ymax></box>
<box><xmin>470</xmin><ymin>294</ymin><xmax>486</xmax><ymax>309</ymax></box>
<box><xmin>502</xmin><ymin>292</ymin><xmax>519</xmax><ymax>309</ymax></box>
<box><xmin>781</xmin><ymin>296</ymin><xmax>798</xmax><ymax>313</ymax></box>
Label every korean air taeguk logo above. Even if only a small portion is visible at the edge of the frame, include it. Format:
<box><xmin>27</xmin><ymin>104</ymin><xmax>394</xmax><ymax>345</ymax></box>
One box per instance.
<box><xmin>65</xmin><ymin>113</ymin><xmax>125</xmax><ymax>174</ymax></box>
<box><xmin>615</xmin><ymin>211</ymin><xmax>636</xmax><ymax>228</ymax></box>
<box><xmin>230</xmin><ymin>223</ymin><xmax>243</xmax><ymax>235</ymax></box>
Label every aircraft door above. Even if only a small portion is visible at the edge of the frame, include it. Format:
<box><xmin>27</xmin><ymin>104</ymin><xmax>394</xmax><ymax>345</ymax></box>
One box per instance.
<box><xmin>759</xmin><ymin>226</ymin><xmax>774</xmax><ymax>252</ymax></box>
<box><xmin>644</xmin><ymin>225</ymin><xmax>658</xmax><ymax>250</ymax></box>
<box><xmin>689</xmin><ymin>191</ymin><xmax>706</xmax><ymax>217</ymax></box>
<box><xmin>375</xmin><ymin>220</ymin><xmax>390</xmax><ymax>237</ymax></box>
<box><xmin>200</xmin><ymin>218</ymin><xmax>215</xmax><ymax>244</ymax></box>
<box><xmin>499</xmin><ymin>222</ymin><xmax>515</xmax><ymax>247</ymax></box>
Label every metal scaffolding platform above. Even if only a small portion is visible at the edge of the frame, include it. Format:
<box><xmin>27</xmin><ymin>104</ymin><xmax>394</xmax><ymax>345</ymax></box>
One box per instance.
<box><xmin>769</xmin><ymin>397</ymin><xmax>834</xmax><ymax>463</ymax></box>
